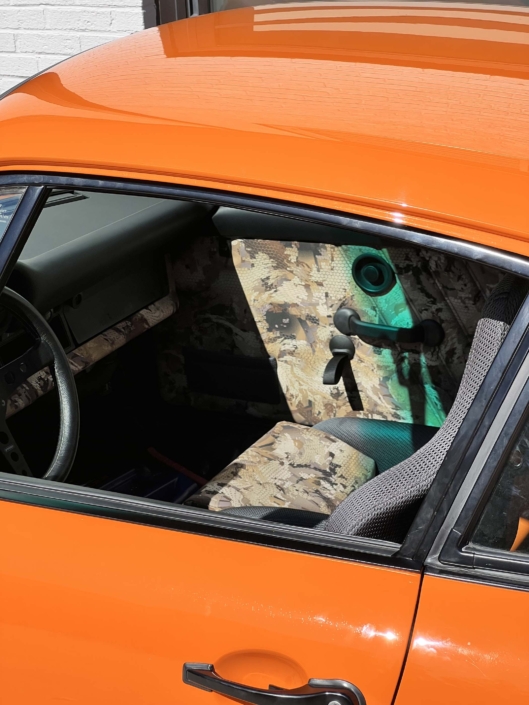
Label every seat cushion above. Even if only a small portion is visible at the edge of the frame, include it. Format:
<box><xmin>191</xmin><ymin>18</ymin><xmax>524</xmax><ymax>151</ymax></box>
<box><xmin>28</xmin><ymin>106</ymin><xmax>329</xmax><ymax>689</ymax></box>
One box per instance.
<box><xmin>315</xmin><ymin>418</ymin><xmax>438</xmax><ymax>472</ymax></box>
<box><xmin>185</xmin><ymin>421</ymin><xmax>376</xmax><ymax>513</ymax></box>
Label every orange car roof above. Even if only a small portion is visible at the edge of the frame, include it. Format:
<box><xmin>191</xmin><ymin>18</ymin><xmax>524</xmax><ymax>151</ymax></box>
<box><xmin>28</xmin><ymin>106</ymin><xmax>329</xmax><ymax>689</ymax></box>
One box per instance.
<box><xmin>1</xmin><ymin>2</ymin><xmax>529</xmax><ymax>256</ymax></box>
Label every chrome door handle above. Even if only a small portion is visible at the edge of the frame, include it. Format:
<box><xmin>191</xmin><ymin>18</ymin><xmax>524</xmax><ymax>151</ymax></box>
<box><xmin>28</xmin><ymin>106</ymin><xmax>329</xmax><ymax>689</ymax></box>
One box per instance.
<box><xmin>183</xmin><ymin>663</ymin><xmax>366</xmax><ymax>705</ymax></box>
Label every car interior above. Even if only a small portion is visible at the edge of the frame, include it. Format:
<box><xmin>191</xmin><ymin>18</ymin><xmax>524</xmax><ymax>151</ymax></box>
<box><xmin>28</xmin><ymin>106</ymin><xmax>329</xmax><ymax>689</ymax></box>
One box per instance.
<box><xmin>1</xmin><ymin>187</ymin><xmax>527</xmax><ymax>544</ymax></box>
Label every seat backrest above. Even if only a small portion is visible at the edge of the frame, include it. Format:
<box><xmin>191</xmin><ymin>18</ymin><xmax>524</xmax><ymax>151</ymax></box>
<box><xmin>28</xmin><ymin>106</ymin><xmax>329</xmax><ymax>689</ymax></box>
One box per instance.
<box><xmin>158</xmin><ymin>231</ymin><xmax>503</xmax><ymax>428</ymax></box>
<box><xmin>230</xmin><ymin>239</ymin><xmax>501</xmax><ymax>427</ymax></box>
<box><xmin>324</xmin><ymin>274</ymin><xmax>529</xmax><ymax>542</ymax></box>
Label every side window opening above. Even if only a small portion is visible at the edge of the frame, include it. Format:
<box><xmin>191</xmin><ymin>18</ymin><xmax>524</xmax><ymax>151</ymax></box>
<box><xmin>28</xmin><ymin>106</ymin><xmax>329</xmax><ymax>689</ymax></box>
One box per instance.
<box><xmin>471</xmin><ymin>417</ymin><xmax>529</xmax><ymax>554</ymax></box>
<box><xmin>1</xmin><ymin>187</ymin><xmax>521</xmax><ymax>546</ymax></box>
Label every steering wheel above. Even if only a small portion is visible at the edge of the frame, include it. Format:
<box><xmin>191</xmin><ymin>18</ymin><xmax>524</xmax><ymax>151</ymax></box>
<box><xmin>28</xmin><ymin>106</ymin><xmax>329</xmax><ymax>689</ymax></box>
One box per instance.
<box><xmin>0</xmin><ymin>288</ymin><xmax>80</xmax><ymax>482</ymax></box>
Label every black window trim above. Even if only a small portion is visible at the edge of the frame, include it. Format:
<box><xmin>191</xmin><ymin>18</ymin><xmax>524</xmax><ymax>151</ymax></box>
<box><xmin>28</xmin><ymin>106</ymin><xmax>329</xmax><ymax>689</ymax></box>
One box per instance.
<box><xmin>426</xmin><ymin>350</ymin><xmax>529</xmax><ymax>588</ymax></box>
<box><xmin>0</xmin><ymin>185</ymin><xmax>47</xmax><ymax>282</ymax></box>
<box><xmin>1</xmin><ymin>171</ymin><xmax>529</xmax><ymax>570</ymax></box>
<box><xmin>399</xmin><ymin>303</ymin><xmax>529</xmax><ymax>564</ymax></box>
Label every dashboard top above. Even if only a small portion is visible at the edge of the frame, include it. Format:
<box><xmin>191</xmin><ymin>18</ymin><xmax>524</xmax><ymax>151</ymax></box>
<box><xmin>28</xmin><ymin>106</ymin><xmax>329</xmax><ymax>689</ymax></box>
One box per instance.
<box><xmin>10</xmin><ymin>190</ymin><xmax>211</xmax><ymax>314</ymax></box>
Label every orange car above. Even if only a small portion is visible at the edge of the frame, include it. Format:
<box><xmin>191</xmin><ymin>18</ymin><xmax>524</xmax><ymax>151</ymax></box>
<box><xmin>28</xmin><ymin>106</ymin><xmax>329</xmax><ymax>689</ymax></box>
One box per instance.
<box><xmin>0</xmin><ymin>2</ymin><xmax>529</xmax><ymax>703</ymax></box>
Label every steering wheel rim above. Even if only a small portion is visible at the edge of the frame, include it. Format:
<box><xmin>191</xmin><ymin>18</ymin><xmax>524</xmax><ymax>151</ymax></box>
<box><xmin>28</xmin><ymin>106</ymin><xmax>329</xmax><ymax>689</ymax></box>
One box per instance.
<box><xmin>0</xmin><ymin>287</ymin><xmax>80</xmax><ymax>482</ymax></box>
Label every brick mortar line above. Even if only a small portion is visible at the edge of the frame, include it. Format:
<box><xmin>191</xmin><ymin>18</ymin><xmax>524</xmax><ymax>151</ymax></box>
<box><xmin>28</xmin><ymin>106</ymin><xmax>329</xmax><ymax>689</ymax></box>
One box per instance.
<box><xmin>0</xmin><ymin>50</ymin><xmax>76</xmax><ymax>54</ymax></box>
<box><xmin>7</xmin><ymin>30</ymin><xmax>131</xmax><ymax>34</ymax></box>
<box><xmin>6</xmin><ymin>2</ymin><xmax>142</xmax><ymax>5</ymax></box>
<box><xmin>4</xmin><ymin>5</ymin><xmax>143</xmax><ymax>8</ymax></box>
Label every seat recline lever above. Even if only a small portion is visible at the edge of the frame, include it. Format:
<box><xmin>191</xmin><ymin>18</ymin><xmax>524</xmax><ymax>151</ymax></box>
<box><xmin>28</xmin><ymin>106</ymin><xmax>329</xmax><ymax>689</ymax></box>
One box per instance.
<box><xmin>323</xmin><ymin>335</ymin><xmax>355</xmax><ymax>385</ymax></box>
<box><xmin>334</xmin><ymin>307</ymin><xmax>444</xmax><ymax>347</ymax></box>
<box><xmin>183</xmin><ymin>663</ymin><xmax>366</xmax><ymax>705</ymax></box>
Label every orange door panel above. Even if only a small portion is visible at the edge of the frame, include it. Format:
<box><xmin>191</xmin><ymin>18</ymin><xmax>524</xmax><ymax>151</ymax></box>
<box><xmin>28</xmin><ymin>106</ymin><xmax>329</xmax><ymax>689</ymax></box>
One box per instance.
<box><xmin>395</xmin><ymin>574</ymin><xmax>529</xmax><ymax>705</ymax></box>
<box><xmin>0</xmin><ymin>500</ymin><xmax>419</xmax><ymax>705</ymax></box>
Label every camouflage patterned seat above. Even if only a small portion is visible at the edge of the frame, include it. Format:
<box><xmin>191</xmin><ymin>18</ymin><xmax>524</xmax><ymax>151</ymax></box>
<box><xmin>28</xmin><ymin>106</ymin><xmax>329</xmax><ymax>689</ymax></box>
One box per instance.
<box><xmin>186</xmin><ymin>276</ymin><xmax>527</xmax><ymax>532</ymax></box>
<box><xmin>185</xmin><ymin>421</ymin><xmax>376</xmax><ymax>514</ymax></box>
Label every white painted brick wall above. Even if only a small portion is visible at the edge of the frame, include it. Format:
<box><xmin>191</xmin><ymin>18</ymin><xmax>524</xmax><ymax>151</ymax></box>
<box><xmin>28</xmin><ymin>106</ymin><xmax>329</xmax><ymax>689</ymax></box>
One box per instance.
<box><xmin>0</xmin><ymin>0</ymin><xmax>157</xmax><ymax>95</ymax></box>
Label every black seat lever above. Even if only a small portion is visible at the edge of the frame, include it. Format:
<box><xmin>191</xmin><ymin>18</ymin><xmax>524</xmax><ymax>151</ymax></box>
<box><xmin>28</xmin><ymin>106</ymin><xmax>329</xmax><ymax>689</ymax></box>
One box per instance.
<box><xmin>334</xmin><ymin>308</ymin><xmax>444</xmax><ymax>347</ymax></box>
<box><xmin>183</xmin><ymin>663</ymin><xmax>366</xmax><ymax>705</ymax></box>
<box><xmin>323</xmin><ymin>335</ymin><xmax>355</xmax><ymax>385</ymax></box>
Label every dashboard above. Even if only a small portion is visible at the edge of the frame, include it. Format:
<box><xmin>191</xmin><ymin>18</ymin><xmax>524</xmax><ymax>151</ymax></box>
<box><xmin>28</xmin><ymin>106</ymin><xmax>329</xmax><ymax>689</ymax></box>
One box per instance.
<box><xmin>7</xmin><ymin>190</ymin><xmax>212</xmax><ymax>350</ymax></box>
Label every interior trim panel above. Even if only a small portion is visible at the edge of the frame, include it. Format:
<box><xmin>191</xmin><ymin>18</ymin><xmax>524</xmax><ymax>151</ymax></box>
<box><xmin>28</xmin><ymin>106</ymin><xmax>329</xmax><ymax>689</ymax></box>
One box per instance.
<box><xmin>6</xmin><ymin>294</ymin><xmax>178</xmax><ymax>418</ymax></box>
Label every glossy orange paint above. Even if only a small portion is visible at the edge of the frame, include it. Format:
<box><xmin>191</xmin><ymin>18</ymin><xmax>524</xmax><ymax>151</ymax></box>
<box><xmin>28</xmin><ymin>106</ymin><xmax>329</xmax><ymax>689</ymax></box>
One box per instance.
<box><xmin>0</xmin><ymin>499</ymin><xmax>419</xmax><ymax>705</ymax></box>
<box><xmin>1</xmin><ymin>4</ymin><xmax>529</xmax><ymax>255</ymax></box>
<box><xmin>395</xmin><ymin>574</ymin><xmax>529</xmax><ymax>705</ymax></box>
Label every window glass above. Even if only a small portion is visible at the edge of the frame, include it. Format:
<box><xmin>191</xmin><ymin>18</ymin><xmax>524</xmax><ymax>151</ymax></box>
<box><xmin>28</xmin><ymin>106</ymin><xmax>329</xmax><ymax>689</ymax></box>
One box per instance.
<box><xmin>472</xmin><ymin>415</ymin><xmax>529</xmax><ymax>553</ymax></box>
<box><xmin>0</xmin><ymin>187</ymin><xmax>26</xmax><ymax>240</ymax></box>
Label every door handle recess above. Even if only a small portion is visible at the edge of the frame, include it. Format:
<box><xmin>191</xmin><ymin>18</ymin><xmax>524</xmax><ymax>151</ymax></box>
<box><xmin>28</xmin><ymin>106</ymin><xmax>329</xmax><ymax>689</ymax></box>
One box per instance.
<box><xmin>183</xmin><ymin>663</ymin><xmax>366</xmax><ymax>705</ymax></box>
<box><xmin>334</xmin><ymin>307</ymin><xmax>444</xmax><ymax>347</ymax></box>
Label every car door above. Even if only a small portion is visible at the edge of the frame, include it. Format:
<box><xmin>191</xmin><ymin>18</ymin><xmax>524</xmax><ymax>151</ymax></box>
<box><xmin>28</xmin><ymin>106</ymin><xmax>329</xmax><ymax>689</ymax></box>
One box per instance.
<box><xmin>0</xmin><ymin>185</ymin><xmax>419</xmax><ymax>705</ymax></box>
<box><xmin>0</xmin><ymin>497</ymin><xmax>419</xmax><ymax>705</ymax></box>
<box><xmin>395</xmin><ymin>343</ymin><xmax>529</xmax><ymax>705</ymax></box>
<box><xmin>5</xmin><ymin>179</ymin><xmax>528</xmax><ymax>705</ymax></box>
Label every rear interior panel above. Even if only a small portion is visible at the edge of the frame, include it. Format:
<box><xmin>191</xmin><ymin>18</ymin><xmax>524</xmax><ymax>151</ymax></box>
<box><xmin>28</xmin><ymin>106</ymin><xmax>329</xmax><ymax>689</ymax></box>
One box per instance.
<box><xmin>157</xmin><ymin>225</ymin><xmax>502</xmax><ymax>429</ymax></box>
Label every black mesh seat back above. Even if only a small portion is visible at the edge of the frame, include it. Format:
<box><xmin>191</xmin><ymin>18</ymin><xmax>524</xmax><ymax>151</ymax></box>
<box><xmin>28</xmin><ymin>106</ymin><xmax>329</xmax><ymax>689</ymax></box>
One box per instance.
<box><xmin>325</xmin><ymin>275</ymin><xmax>529</xmax><ymax>542</ymax></box>
<box><xmin>314</xmin><ymin>418</ymin><xmax>438</xmax><ymax>472</ymax></box>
